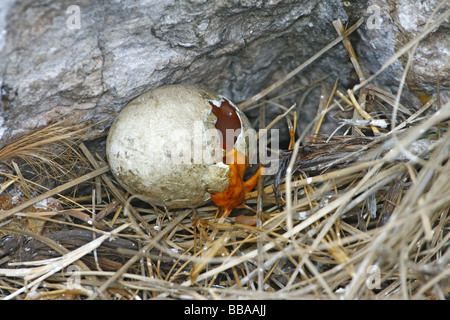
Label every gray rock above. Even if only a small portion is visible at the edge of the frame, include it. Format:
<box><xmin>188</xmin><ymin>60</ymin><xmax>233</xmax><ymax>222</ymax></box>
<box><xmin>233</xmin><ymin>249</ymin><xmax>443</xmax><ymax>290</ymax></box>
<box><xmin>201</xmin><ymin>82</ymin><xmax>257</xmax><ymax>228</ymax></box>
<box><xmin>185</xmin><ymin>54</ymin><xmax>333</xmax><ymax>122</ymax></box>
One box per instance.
<box><xmin>356</xmin><ymin>0</ymin><xmax>449</xmax><ymax>100</ymax></box>
<box><xmin>0</xmin><ymin>0</ymin><xmax>448</xmax><ymax>151</ymax></box>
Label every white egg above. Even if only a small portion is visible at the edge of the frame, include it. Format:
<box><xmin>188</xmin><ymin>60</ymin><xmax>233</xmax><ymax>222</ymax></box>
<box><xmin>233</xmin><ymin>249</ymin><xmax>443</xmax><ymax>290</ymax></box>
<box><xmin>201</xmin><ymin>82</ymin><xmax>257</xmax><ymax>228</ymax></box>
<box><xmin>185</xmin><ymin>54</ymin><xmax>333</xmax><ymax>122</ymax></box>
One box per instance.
<box><xmin>106</xmin><ymin>85</ymin><xmax>252</xmax><ymax>209</ymax></box>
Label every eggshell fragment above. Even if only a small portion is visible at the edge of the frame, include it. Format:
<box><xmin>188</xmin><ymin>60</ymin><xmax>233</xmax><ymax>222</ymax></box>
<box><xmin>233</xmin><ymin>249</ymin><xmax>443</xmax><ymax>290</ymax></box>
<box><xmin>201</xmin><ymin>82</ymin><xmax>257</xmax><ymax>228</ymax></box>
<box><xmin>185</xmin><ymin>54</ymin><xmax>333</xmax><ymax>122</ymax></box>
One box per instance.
<box><xmin>106</xmin><ymin>84</ymin><xmax>252</xmax><ymax>209</ymax></box>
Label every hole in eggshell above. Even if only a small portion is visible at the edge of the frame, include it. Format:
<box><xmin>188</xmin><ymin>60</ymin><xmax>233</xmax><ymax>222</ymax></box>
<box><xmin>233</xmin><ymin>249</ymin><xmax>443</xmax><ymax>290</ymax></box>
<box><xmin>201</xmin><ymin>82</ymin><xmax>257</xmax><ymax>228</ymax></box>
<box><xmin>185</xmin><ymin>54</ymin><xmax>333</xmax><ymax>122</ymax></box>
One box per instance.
<box><xmin>209</xmin><ymin>98</ymin><xmax>242</xmax><ymax>153</ymax></box>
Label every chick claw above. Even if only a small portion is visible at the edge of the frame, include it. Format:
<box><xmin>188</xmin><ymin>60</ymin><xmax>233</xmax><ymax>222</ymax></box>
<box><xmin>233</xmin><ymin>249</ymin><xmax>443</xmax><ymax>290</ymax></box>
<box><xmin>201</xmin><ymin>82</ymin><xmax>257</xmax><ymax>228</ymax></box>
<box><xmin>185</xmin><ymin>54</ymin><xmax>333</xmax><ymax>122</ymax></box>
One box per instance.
<box><xmin>210</xmin><ymin>149</ymin><xmax>264</xmax><ymax>219</ymax></box>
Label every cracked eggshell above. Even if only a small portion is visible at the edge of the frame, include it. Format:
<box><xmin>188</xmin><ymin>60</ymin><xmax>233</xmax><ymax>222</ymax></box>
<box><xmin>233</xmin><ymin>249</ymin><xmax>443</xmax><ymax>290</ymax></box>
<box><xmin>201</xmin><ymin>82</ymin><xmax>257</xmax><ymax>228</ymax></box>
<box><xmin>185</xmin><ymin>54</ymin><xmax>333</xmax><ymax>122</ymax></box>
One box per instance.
<box><xmin>106</xmin><ymin>84</ymin><xmax>252</xmax><ymax>209</ymax></box>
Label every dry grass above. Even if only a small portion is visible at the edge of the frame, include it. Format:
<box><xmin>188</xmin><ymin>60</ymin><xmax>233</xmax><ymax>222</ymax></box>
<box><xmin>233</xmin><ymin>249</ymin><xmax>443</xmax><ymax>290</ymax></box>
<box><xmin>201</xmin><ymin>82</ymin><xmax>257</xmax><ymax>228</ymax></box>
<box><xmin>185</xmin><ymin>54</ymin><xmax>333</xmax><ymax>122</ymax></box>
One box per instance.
<box><xmin>0</xmin><ymin>10</ymin><xmax>449</xmax><ymax>300</ymax></box>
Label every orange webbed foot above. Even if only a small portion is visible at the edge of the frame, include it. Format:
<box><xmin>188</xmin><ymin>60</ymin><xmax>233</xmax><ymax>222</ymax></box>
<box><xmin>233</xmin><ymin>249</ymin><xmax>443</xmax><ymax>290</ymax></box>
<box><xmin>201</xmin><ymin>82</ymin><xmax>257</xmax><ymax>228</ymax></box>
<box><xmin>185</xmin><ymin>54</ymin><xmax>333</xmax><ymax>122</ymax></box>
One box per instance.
<box><xmin>210</xmin><ymin>149</ymin><xmax>264</xmax><ymax>217</ymax></box>
<box><xmin>243</xmin><ymin>166</ymin><xmax>265</xmax><ymax>194</ymax></box>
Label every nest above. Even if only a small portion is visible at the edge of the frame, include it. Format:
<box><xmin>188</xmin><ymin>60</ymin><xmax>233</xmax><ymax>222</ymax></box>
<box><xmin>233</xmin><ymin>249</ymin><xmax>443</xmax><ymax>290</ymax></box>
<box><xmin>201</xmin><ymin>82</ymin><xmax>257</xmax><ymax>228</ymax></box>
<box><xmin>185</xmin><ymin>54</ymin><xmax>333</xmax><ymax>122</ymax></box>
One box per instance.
<box><xmin>0</xmin><ymin>16</ymin><xmax>449</xmax><ymax>300</ymax></box>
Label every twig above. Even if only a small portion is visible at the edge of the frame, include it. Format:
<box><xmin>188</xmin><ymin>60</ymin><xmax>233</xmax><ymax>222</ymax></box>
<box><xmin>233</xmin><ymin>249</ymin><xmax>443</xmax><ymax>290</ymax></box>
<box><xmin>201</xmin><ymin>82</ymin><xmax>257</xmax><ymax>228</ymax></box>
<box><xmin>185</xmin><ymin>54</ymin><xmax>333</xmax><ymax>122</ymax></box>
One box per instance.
<box><xmin>239</xmin><ymin>18</ymin><xmax>364</xmax><ymax>110</ymax></box>
<box><xmin>0</xmin><ymin>166</ymin><xmax>109</xmax><ymax>222</ymax></box>
<box><xmin>333</xmin><ymin>19</ymin><xmax>366</xmax><ymax>82</ymax></box>
<box><xmin>89</xmin><ymin>210</ymin><xmax>191</xmax><ymax>299</ymax></box>
<box><xmin>347</xmin><ymin>89</ymin><xmax>380</xmax><ymax>135</ymax></box>
<box><xmin>0</xmin><ymin>223</ymin><xmax>129</xmax><ymax>300</ymax></box>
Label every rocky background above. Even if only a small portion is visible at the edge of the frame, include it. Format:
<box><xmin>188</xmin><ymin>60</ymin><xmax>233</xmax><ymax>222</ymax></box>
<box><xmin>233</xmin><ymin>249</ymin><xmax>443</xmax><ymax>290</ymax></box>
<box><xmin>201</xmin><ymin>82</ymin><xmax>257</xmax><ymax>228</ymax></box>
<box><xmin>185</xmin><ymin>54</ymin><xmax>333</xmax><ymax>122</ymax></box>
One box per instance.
<box><xmin>0</xmin><ymin>0</ymin><xmax>448</xmax><ymax>149</ymax></box>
